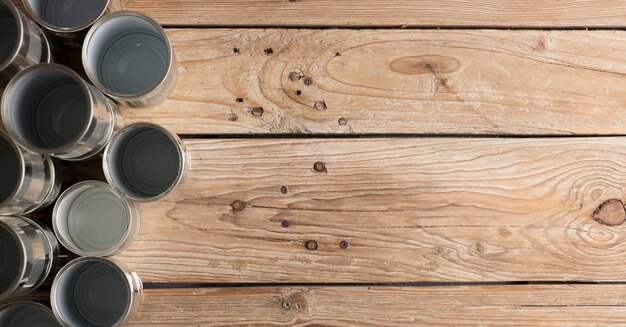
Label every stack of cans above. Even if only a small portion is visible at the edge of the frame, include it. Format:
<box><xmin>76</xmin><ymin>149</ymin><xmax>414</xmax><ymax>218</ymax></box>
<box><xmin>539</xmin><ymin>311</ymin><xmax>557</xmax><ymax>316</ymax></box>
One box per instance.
<box><xmin>0</xmin><ymin>1</ymin><xmax>188</xmax><ymax>326</ymax></box>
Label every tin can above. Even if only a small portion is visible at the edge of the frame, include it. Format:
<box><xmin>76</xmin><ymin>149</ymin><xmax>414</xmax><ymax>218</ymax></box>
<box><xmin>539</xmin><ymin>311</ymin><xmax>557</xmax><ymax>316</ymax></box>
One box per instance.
<box><xmin>83</xmin><ymin>11</ymin><xmax>177</xmax><ymax>108</ymax></box>
<box><xmin>1</xmin><ymin>64</ymin><xmax>121</xmax><ymax>161</ymax></box>
<box><xmin>51</xmin><ymin>257</ymin><xmax>142</xmax><ymax>327</ymax></box>
<box><xmin>0</xmin><ymin>216</ymin><xmax>61</xmax><ymax>301</ymax></box>
<box><xmin>22</xmin><ymin>0</ymin><xmax>121</xmax><ymax>46</ymax></box>
<box><xmin>0</xmin><ymin>302</ymin><xmax>61</xmax><ymax>327</ymax></box>
<box><xmin>103</xmin><ymin>123</ymin><xmax>188</xmax><ymax>201</ymax></box>
<box><xmin>0</xmin><ymin>0</ymin><xmax>51</xmax><ymax>88</ymax></box>
<box><xmin>0</xmin><ymin>131</ymin><xmax>59</xmax><ymax>215</ymax></box>
<box><xmin>53</xmin><ymin>181</ymin><xmax>140</xmax><ymax>257</ymax></box>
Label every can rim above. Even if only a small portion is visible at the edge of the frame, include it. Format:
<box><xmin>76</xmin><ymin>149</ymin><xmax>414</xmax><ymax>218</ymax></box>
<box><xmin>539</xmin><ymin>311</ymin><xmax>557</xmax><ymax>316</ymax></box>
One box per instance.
<box><xmin>1</xmin><ymin>64</ymin><xmax>97</xmax><ymax>156</ymax></box>
<box><xmin>0</xmin><ymin>131</ymin><xmax>27</xmax><ymax>212</ymax></box>
<box><xmin>0</xmin><ymin>0</ymin><xmax>25</xmax><ymax>72</ymax></box>
<box><xmin>51</xmin><ymin>257</ymin><xmax>137</xmax><ymax>327</ymax></box>
<box><xmin>52</xmin><ymin>181</ymin><xmax>139</xmax><ymax>257</ymax></box>
<box><xmin>103</xmin><ymin>122</ymin><xmax>187</xmax><ymax>202</ymax></box>
<box><xmin>22</xmin><ymin>0</ymin><xmax>113</xmax><ymax>34</ymax></box>
<box><xmin>0</xmin><ymin>218</ymin><xmax>28</xmax><ymax>301</ymax></box>
<box><xmin>82</xmin><ymin>10</ymin><xmax>175</xmax><ymax>101</ymax></box>
<box><xmin>0</xmin><ymin>301</ymin><xmax>59</xmax><ymax>324</ymax></box>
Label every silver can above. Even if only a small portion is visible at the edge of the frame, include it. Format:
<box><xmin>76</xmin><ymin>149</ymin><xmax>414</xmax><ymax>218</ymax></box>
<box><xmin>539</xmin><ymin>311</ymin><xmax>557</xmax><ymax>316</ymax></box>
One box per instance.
<box><xmin>83</xmin><ymin>11</ymin><xmax>177</xmax><ymax>108</ymax></box>
<box><xmin>0</xmin><ymin>131</ymin><xmax>59</xmax><ymax>215</ymax></box>
<box><xmin>103</xmin><ymin>123</ymin><xmax>188</xmax><ymax>201</ymax></box>
<box><xmin>0</xmin><ymin>0</ymin><xmax>51</xmax><ymax>88</ymax></box>
<box><xmin>1</xmin><ymin>63</ymin><xmax>121</xmax><ymax>161</ymax></box>
<box><xmin>0</xmin><ymin>216</ymin><xmax>61</xmax><ymax>301</ymax></box>
<box><xmin>53</xmin><ymin>181</ymin><xmax>140</xmax><ymax>257</ymax></box>
<box><xmin>0</xmin><ymin>302</ymin><xmax>61</xmax><ymax>327</ymax></box>
<box><xmin>22</xmin><ymin>0</ymin><xmax>121</xmax><ymax>46</ymax></box>
<box><xmin>51</xmin><ymin>257</ymin><xmax>142</xmax><ymax>327</ymax></box>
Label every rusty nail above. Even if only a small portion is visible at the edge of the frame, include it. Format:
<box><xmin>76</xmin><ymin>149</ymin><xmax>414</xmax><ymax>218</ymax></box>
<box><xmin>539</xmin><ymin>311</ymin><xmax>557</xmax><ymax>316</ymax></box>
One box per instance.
<box><xmin>281</xmin><ymin>220</ymin><xmax>290</xmax><ymax>228</ymax></box>
<box><xmin>305</xmin><ymin>240</ymin><xmax>318</xmax><ymax>250</ymax></box>
<box><xmin>313</xmin><ymin>162</ymin><xmax>326</xmax><ymax>172</ymax></box>
<box><xmin>280</xmin><ymin>186</ymin><xmax>289</xmax><ymax>194</ymax></box>
<box><xmin>314</xmin><ymin>101</ymin><xmax>327</xmax><ymax>111</ymax></box>
<box><xmin>303</xmin><ymin>76</ymin><xmax>314</xmax><ymax>86</ymax></box>
<box><xmin>231</xmin><ymin>200</ymin><xmax>246</xmax><ymax>211</ymax></box>
<box><xmin>281</xmin><ymin>300</ymin><xmax>292</xmax><ymax>309</ymax></box>
<box><xmin>251</xmin><ymin>107</ymin><xmax>264</xmax><ymax>116</ymax></box>
<box><xmin>339</xmin><ymin>240</ymin><xmax>349</xmax><ymax>249</ymax></box>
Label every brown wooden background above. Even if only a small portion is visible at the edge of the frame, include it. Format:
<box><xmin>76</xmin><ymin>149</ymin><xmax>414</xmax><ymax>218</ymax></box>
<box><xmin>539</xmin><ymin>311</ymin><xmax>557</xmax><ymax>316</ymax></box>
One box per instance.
<box><xmin>10</xmin><ymin>1</ymin><xmax>626</xmax><ymax>325</ymax></box>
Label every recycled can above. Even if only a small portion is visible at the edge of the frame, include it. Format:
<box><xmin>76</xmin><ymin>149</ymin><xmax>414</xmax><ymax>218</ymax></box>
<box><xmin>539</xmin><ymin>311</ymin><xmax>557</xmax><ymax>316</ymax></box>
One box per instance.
<box><xmin>0</xmin><ymin>131</ymin><xmax>59</xmax><ymax>215</ymax></box>
<box><xmin>0</xmin><ymin>0</ymin><xmax>51</xmax><ymax>87</ymax></box>
<box><xmin>0</xmin><ymin>216</ymin><xmax>61</xmax><ymax>301</ymax></box>
<box><xmin>0</xmin><ymin>302</ymin><xmax>61</xmax><ymax>327</ymax></box>
<box><xmin>83</xmin><ymin>11</ymin><xmax>177</xmax><ymax>108</ymax></box>
<box><xmin>51</xmin><ymin>257</ymin><xmax>142</xmax><ymax>327</ymax></box>
<box><xmin>103</xmin><ymin>123</ymin><xmax>188</xmax><ymax>201</ymax></box>
<box><xmin>1</xmin><ymin>64</ymin><xmax>120</xmax><ymax>161</ymax></box>
<box><xmin>53</xmin><ymin>181</ymin><xmax>140</xmax><ymax>257</ymax></box>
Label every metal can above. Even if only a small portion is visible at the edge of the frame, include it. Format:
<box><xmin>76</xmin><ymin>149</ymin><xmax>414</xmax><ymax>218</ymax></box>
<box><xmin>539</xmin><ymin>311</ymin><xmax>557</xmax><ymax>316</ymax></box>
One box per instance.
<box><xmin>0</xmin><ymin>216</ymin><xmax>61</xmax><ymax>301</ymax></box>
<box><xmin>103</xmin><ymin>123</ymin><xmax>188</xmax><ymax>201</ymax></box>
<box><xmin>0</xmin><ymin>0</ymin><xmax>52</xmax><ymax>88</ymax></box>
<box><xmin>22</xmin><ymin>0</ymin><xmax>121</xmax><ymax>46</ymax></box>
<box><xmin>53</xmin><ymin>181</ymin><xmax>140</xmax><ymax>257</ymax></box>
<box><xmin>83</xmin><ymin>11</ymin><xmax>177</xmax><ymax>108</ymax></box>
<box><xmin>0</xmin><ymin>302</ymin><xmax>61</xmax><ymax>327</ymax></box>
<box><xmin>1</xmin><ymin>63</ymin><xmax>121</xmax><ymax>161</ymax></box>
<box><xmin>51</xmin><ymin>257</ymin><xmax>142</xmax><ymax>327</ymax></box>
<box><xmin>0</xmin><ymin>131</ymin><xmax>59</xmax><ymax>215</ymax></box>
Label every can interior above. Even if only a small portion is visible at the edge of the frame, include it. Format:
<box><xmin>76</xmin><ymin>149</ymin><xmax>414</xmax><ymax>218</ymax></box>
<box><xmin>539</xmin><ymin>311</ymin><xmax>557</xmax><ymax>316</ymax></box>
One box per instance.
<box><xmin>55</xmin><ymin>183</ymin><xmax>130</xmax><ymax>254</ymax></box>
<box><xmin>0</xmin><ymin>1</ymin><xmax>18</xmax><ymax>68</ymax></box>
<box><xmin>0</xmin><ymin>135</ymin><xmax>20</xmax><ymax>206</ymax></box>
<box><xmin>5</xmin><ymin>67</ymin><xmax>90</xmax><ymax>152</ymax></box>
<box><xmin>85</xmin><ymin>14</ymin><xmax>169</xmax><ymax>96</ymax></box>
<box><xmin>0</xmin><ymin>224</ymin><xmax>20</xmax><ymax>296</ymax></box>
<box><xmin>0</xmin><ymin>303</ymin><xmax>60</xmax><ymax>327</ymax></box>
<box><xmin>107</xmin><ymin>125</ymin><xmax>181</xmax><ymax>199</ymax></box>
<box><xmin>24</xmin><ymin>0</ymin><xmax>107</xmax><ymax>29</ymax></box>
<box><xmin>53</xmin><ymin>260</ymin><xmax>130</xmax><ymax>327</ymax></box>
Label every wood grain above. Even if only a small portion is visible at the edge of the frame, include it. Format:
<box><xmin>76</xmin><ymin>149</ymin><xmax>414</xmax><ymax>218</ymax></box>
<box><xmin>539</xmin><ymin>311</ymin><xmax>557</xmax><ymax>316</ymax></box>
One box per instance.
<box><xmin>121</xmin><ymin>0</ymin><xmax>626</xmax><ymax>28</ymax></box>
<box><xmin>114</xmin><ymin>137</ymin><xmax>626</xmax><ymax>283</ymax></box>
<box><xmin>120</xmin><ymin>29</ymin><xmax>626</xmax><ymax>135</ymax></box>
<box><xmin>127</xmin><ymin>285</ymin><xmax>626</xmax><ymax>326</ymax></box>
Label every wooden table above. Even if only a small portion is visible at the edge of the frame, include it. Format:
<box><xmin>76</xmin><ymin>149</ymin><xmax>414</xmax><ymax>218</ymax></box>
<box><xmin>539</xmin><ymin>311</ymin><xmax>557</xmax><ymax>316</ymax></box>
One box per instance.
<box><xmin>11</xmin><ymin>1</ymin><xmax>626</xmax><ymax>325</ymax></box>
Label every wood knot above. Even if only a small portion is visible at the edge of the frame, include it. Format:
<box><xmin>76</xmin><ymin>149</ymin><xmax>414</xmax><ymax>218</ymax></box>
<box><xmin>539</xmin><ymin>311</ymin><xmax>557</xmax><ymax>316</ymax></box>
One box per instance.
<box><xmin>231</xmin><ymin>200</ymin><xmax>247</xmax><ymax>211</ymax></box>
<box><xmin>592</xmin><ymin>199</ymin><xmax>626</xmax><ymax>226</ymax></box>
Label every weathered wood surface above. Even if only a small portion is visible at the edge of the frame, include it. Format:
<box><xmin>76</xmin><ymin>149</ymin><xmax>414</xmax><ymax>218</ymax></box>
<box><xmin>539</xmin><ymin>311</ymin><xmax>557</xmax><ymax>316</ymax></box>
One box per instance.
<box><xmin>127</xmin><ymin>285</ymin><xmax>626</xmax><ymax>326</ymax></box>
<box><xmin>121</xmin><ymin>1</ymin><xmax>626</xmax><ymax>28</ymax></box>
<box><xmin>120</xmin><ymin>29</ymin><xmax>626</xmax><ymax>135</ymax></box>
<box><xmin>114</xmin><ymin>137</ymin><xmax>626</xmax><ymax>283</ymax></box>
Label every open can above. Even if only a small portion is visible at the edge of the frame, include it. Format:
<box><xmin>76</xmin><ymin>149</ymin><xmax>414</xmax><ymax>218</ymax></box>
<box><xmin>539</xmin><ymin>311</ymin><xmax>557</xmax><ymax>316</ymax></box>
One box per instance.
<box><xmin>0</xmin><ymin>216</ymin><xmax>62</xmax><ymax>301</ymax></box>
<box><xmin>22</xmin><ymin>0</ymin><xmax>121</xmax><ymax>46</ymax></box>
<box><xmin>0</xmin><ymin>0</ymin><xmax>52</xmax><ymax>88</ymax></box>
<box><xmin>0</xmin><ymin>130</ymin><xmax>59</xmax><ymax>216</ymax></box>
<box><xmin>0</xmin><ymin>302</ymin><xmax>61</xmax><ymax>326</ymax></box>
<box><xmin>1</xmin><ymin>64</ymin><xmax>121</xmax><ymax>161</ymax></box>
<box><xmin>83</xmin><ymin>11</ymin><xmax>177</xmax><ymax>108</ymax></box>
<box><xmin>51</xmin><ymin>257</ymin><xmax>142</xmax><ymax>327</ymax></box>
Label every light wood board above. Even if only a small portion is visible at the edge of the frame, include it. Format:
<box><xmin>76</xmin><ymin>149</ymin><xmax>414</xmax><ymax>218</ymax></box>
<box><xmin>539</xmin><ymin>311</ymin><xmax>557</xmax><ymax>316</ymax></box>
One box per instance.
<box><xmin>114</xmin><ymin>137</ymin><xmax>626</xmax><ymax>283</ymax></box>
<box><xmin>127</xmin><ymin>285</ymin><xmax>626</xmax><ymax>326</ymax></box>
<box><xmin>121</xmin><ymin>29</ymin><xmax>626</xmax><ymax>135</ymax></box>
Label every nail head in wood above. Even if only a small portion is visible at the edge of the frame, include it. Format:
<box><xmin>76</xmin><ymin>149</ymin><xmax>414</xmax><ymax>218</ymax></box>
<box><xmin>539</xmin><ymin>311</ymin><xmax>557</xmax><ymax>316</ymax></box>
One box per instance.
<box><xmin>280</xmin><ymin>186</ymin><xmax>289</xmax><ymax>194</ymax></box>
<box><xmin>281</xmin><ymin>220</ymin><xmax>290</xmax><ymax>228</ymax></box>
<box><xmin>305</xmin><ymin>240</ymin><xmax>318</xmax><ymax>250</ymax></box>
<box><xmin>251</xmin><ymin>107</ymin><xmax>264</xmax><ymax>116</ymax></box>
<box><xmin>303</xmin><ymin>76</ymin><xmax>314</xmax><ymax>86</ymax></box>
<box><xmin>313</xmin><ymin>162</ymin><xmax>326</xmax><ymax>172</ymax></box>
<box><xmin>314</xmin><ymin>101</ymin><xmax>327</xmax><ymax>111</ymax></box>
<box><xmin>281</xmin><ymin>300</ymin><xmax>292</xmax><ymax>310</ymax></box>
<box><xmin>231</xmin><ymin>200</ymin><xmax>247</xmax><ymax>211</ymax></box>
<box><xmin>339</xmin><ymin>240</ymin><xmax>349</xmax><ymax>249</ymax></box>
<box><xmin>338</xmin><ymin>117</ymin><xmax>347</xmax><ymax>125</ymax></box>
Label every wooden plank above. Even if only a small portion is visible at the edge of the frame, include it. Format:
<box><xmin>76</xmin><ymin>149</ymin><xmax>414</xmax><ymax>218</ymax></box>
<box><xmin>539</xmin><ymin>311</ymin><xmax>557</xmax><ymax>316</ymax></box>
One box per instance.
<box><xmin>115</xmin><ymin>137</ymin><xmax>626</xmax><ymax>283</ymax></box>
<box><xmin>127</xmin><ymin>285</ymin><xmax>626</xmax><ymax>326</ymax></box>
<box><xmin>122</xmin><ymin>1</ymin><xmax>626</xmax><ymax>28</ymax></box>
<box><xmin>121</xmin><ymin>29</ymin><xmax>626</xmax><ymax>135</ymax></box>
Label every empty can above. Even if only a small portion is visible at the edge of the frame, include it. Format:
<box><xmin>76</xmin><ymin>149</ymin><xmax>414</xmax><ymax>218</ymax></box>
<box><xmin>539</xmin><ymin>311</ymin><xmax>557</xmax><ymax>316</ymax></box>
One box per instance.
<box><xmin>53</xmin><ymin>181</ymin><xmax>140</xmax><ymax>257</ymax></box>
<box><xmin>0</xmin><ymin>130</ymin><xmax>60</xmax><ymax>215</ymax></box>
<box><xmin>22</xmin><ymin>0</ymin><xmax>121</xmax><ymax>46</ymax></box>
<box><xmin>83</xmin><ymin>11</ymin><xmax>177</xmax><ymax>108</ymax></box>
<box><xmin>51</xmin><ymin>257</ymin><xmax>142</xmax><ymax>327</ymax></box>
<box><xmin>1</xmin><ymin>64</ymin><xmax>121</xmax><ymax>161</ymax></box>
<box><xmin>103</xmin><ymin>123</ymin><xmax>188</xmax><ymax>201</ymax></box>
<box><xmin>0</xmin><ymin>0</ymin><xmax>51</xmax><ymax>87</ymax></box>
<box><xmin>0</xmin><ymin>216</ymin><xmax>61</xmax><ymax>301</ymax></box>
<box><xmin>0</xmin><ymin>302</ymin><xmax>61</xmax><ymax>327</ymax></box>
